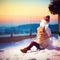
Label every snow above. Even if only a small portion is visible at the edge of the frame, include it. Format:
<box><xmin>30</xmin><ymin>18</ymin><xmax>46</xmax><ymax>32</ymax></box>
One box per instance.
<box><xmin>0</xmin><ymin>37</ymin><xmax>60</xmax><ymax>60</ymax></box>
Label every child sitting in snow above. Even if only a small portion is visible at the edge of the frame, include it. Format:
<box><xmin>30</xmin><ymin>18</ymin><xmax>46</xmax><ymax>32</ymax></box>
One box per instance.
<box><xmin>20</xmin><ymin>15</ymin><xmax>52</xmax><ymax>53</ymax></box>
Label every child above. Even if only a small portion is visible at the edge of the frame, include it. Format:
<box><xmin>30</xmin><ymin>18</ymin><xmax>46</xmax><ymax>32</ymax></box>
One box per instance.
<box><xmin>20</xmin><ymin>15</ymin><xmax>52</xmax><ymax>53</ymax></box>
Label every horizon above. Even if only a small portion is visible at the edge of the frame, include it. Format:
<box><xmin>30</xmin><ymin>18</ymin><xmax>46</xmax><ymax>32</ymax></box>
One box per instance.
<box><xmin>0</xmin><ymin>21</ymin><xmax>58</xmax><ymax>27</ymax></box>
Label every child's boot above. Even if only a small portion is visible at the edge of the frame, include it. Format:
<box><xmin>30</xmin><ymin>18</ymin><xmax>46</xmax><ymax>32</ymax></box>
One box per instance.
<box><xmin>20</xmin><ymin>48</ymin><xmax>28</xmax><ymax>53</ymax></box>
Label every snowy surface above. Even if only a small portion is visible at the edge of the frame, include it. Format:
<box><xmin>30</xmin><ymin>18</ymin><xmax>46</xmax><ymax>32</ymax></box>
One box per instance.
<box><xmin>0</xmin><ymin>37</ymin><xmax>60</xmax><ymax>60</ymax></box>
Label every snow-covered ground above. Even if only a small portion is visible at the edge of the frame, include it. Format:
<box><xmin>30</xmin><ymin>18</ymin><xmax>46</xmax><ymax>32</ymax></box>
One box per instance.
<box><xmin>0</xmin><ymin>37</ymin><xmax>60</xmax><ymax>60</ymax></box>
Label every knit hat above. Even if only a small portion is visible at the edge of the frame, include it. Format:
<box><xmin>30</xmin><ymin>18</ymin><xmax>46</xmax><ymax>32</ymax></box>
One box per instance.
<box><xmin>44</xmin><ymin>15</ymin><xmax>50</xmax><ymax>22</ymax></box>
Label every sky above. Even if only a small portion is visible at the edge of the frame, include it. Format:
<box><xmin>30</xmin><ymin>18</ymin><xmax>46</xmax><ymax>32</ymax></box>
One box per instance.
<box><xmin>0</xmin><ymin>0</ymin><xmax>58</xmax><ymax>26</ymax></box>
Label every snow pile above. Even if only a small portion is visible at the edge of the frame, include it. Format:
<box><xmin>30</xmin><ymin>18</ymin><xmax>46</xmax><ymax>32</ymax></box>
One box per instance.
<box><xmin>49</xmin><ymin>37</ymin><xmax>60</xmax><ymax>48</ymax></box>
<box><xmin>0</xmin><ymin>37</ymin><xmax>60</xmax><ymax>60</ymax></box>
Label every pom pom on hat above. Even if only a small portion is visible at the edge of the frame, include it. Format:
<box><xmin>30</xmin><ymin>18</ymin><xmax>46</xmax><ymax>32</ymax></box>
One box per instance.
<box><xmin>44</xmin><ymin>15</ymin><xmax>50</xmax><ymax>22</ymax></box>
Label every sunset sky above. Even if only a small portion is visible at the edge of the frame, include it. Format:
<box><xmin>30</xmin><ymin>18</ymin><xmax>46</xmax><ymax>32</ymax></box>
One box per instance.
<box><xmin>0</xmin><ymin>0</ymin><xmax>58</xmax><ymax>26</ymax></box>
